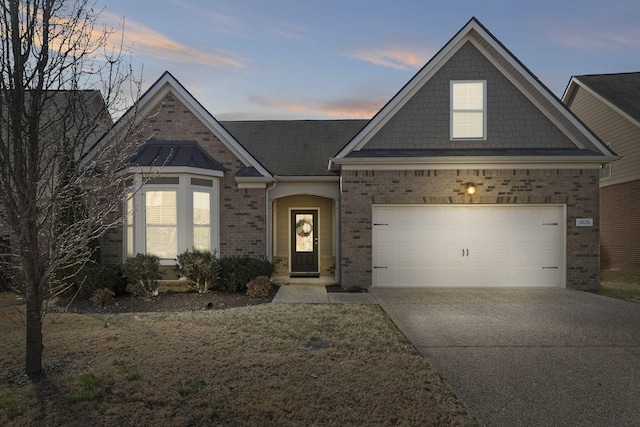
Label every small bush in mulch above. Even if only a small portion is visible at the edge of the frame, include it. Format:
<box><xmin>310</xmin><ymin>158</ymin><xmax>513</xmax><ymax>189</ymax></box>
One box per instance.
<box><xmin>176</xmin><ymin>249</ymin><xmax>220</xmax><ymax>294</ymax></box>
<box><xmin>246</xmin><ymin>276</ymin><xmax>271</xmax><ymax>299</ymax></box>
<box><xmin>217</xmin><ymin>256</ymin><xmax>275</xmax><ymax>293</ymax></box>
<box><xmin>326</xmin><ymin>284</ymin><xmax>368</xmax><ymax>293</ymax></box>
<box><xmin>123</xmin><ymin>254</ymin><xmax>163</xmax><ymax>297</ymax></box>
<box><xmin>90</xmin><ymin>288</ymin><xmax>115</xmax><ymax>307</ymax></box>
<box><xmin>73</xmin><ymin>264</ymin><xmax>128</xmax><ymax>299</ymax></box>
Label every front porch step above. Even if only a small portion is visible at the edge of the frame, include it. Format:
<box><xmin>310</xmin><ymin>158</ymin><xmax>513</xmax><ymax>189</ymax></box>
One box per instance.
<box><xmin>290</xmin><ymin>272</ymin><xmax>320</xmax><ymax>278</ymax></box>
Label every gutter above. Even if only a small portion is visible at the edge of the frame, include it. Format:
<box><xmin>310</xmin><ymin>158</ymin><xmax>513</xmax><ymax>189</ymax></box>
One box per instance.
<box><xmin>329</xmin><ymin>155</ymin><xmax>621</xmax><ymax>171</ymax></box>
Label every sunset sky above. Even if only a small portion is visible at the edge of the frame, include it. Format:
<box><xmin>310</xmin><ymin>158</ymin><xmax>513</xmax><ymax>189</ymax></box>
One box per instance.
<box><xmin>103</xmin><ymin>0</ymin><xmax>640</xmax><ymax>120</ymax></box>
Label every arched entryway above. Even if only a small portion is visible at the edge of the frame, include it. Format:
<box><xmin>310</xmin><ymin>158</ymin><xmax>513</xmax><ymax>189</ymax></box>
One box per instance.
<box><xmin>271</xmin><ymin>194</ymin><xmax>336</xmax><ymax>279</ymax></box>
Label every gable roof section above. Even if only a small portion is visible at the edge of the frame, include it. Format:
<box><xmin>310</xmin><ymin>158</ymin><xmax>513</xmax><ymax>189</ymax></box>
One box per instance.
<box><xmin>563</xmin><ymin>72</ymin><xmax>640</xmax><ymax>128</ymax></box>
<box><xmin>332</xmin><ymin>17</ymin><xmax>615</xmax><ymax>168</ymax></box>
<box><xmin>222</xmin><ymin>120</ymin><xmax>366</xmax><ymax>176</ymax></box>
<box><xmin>81</xmin><ymin>71</ymin><xmax>271</xmax><ymax>178</ymax></box>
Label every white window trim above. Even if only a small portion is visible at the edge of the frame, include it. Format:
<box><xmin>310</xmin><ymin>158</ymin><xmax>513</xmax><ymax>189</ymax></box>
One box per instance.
<box><xmin>192</xmin><ymin>190</ymin><xmax>213</xmax><ymax>252</ymax></box>
<box><xmin>124</xmin><ymin>174</ymin><xmax>220</xmax><ymax>265</ymax></box>
<box><xmin>450</xmin><ymin>80</ymin><xmax>487</xmax><ymax>141</ymax></box>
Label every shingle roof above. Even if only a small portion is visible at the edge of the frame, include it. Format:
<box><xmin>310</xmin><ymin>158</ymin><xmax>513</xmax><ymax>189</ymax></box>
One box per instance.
<box><xmin>130</xmin><ymin>140</ymin><xmax>226</xmax><ymax>171</ymax></box>
<box><xmin>221</xmin><ymin>120</ymin><xmax>367</xmax><ymax>176</ymax></box>
<box><xmin>575</xmin><ymin>72</ymin><xmax>640</xmax><ymax>123</ymax></box>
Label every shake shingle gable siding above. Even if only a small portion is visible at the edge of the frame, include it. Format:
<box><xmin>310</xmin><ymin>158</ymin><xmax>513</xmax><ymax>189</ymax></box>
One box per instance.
<box><xmin>221</xmin><ymin>120</ymin><xmax>367</xmax><ymax>176</ymax></box>
<box><xmin>129</xmin><ymin>140</ymin><xmax>227</xmax><ymax>171</ymax></box>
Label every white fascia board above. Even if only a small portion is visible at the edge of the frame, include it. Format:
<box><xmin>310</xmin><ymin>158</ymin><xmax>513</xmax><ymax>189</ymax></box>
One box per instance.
<box><xmin>235</xmin><ymin>176</ymin><xmax>275</xmax><ymax>183</ymax></box>
<box><xmin>237</xmin><ymin>182</ymin><xmax>267</xmax><ymax>189</ymax></box>
<box><xmin>81</xmin><ymin>72</ymin><xmax>272</xmax><ymax>178</ymax></box>
<box><xmin>121</xmin><ymin>166</ymin><xmax>224</xmax><ymax>178</ymax></box>
<box><xmin>164</xmin><ymin>81</ymin><xmax>271</xmax><ymax>178</ymax></box>
<box><xmin>335</xmin><ymin>24</ymin><xmax>472</xmax><ymax>159</ymax></box>
<box><xmin>274</xmin><ymin>176</ymin><xmax>340</xmax><ymax>183</ymax></box>
<box><xmin>335</xmin><ymin>19</ymin><xmax>615</xmax><ymax>160</ymax></box>
<box><xmin>467</xmin><ymin>36</ymin><xmax>613</xmax><ymax>156</ymax></box>
<box><xmin>81</xmin><ymin>74</ymin><xmax>172</xmax><ymax>168</ymax></box>
<box><xmin>332</xmin><ymin>155</ymin><xmax>615</xmax><ymax>171</ymax></box>
<box><xmin>567</xmin><ymin>78</ymin><xmax>640</xmax><ymax>129</ymax></box>
<box><xmin>561</xmin><ymin>77</ymin><xmax>578</xmax><ymax>103</ymax></box>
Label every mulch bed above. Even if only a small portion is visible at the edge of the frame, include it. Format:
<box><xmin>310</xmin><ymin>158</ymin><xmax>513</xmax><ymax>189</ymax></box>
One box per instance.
<box><xmin>47</xmin><ymin>285</ymin><xmax>280</xmax><ymax>315</ymax></box>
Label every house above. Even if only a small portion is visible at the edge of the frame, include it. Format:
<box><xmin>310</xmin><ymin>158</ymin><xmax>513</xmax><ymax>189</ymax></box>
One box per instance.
<box><xmin>563</xmin><ymin>73</ymin><xmax>640</xmax><ymax>272</ymax></box>
<box><xmin>87</xmin><ymin>17</ymin><xmax>616</xmax><ymax>290</ymax></box>
<box><xmin>0</xmin><ymin>90</ymin><xmax>112</xmax><ymax>288</ymax></box>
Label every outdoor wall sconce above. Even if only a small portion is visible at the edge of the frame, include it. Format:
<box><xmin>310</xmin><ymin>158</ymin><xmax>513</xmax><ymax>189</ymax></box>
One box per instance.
<box><xmin>465</xmin><ymin>182</ymin><xmax>477</xmax><ymax>195</ymax></box>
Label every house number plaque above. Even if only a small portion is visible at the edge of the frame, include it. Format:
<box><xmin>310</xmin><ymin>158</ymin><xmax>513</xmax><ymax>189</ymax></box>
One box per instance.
<box><xmin>576</xmin><ymin>218</ymin><xmax>593</xmax><ymax>227</ymax></box>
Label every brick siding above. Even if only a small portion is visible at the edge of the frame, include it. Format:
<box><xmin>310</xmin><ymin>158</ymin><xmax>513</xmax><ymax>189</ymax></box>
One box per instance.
<box><xmin>600</xmin><ymin>179</ymin><xmax>640</xmax><ymax>271</ymax></box>
<box><xmin>100</xmin><ymin>91</ymin><xmax>267</xmax><ymax>262</ymax></box>
<box><xmin>340</xmin><ymin>168</ymin><xmax>600</xmax><ymax>290</ymax></box>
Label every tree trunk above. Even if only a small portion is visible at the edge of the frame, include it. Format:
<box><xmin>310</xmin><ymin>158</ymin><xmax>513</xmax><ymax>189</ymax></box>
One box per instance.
<box><xmin>25</xmin><ymin>297</ymin><xmax>43</xmax><ymax>375</ymax></box>
<box><xmin>24</xmin><ymin>249</ymin><xmax>44</xmax><ymax>375</ymax></box>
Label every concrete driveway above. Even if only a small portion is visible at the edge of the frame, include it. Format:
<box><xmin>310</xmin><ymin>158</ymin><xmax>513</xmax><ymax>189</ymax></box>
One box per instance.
<box><xmin>371</xmin><ymin>288</ymin><xmax>640</xmax><ymax>426</ymax></box>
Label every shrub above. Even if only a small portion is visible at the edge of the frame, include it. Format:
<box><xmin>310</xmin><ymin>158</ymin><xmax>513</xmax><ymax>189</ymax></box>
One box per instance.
<box><xmin>176</xmin><ymin>249</ymin><xmax>220</xmax><ymax>293</ymax></box>
<box><xmin>246</xmin><ymin>275</ymin><xmax>272</xmax><ymax>298</ymax></box>
<box><xmin>90</xmin><ymin>288</ymin><xmax>115</xmax><ymax>307</ymax></box>
<box><xmin>74</xmin><ymin>264</ymin><xmax>128</xmax><ymax>299</ymax></box>
<box><xmin>123</xmin><ymin>254</ymin><xmax>163</xmax><ymax>297</ymax></box>
<box><xmin>217</xmin><ymin>256</ymin><xmax>275</xmax><ymax>293</ymax></box>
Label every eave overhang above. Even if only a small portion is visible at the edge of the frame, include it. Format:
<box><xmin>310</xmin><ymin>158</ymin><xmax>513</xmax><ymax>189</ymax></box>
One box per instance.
<box><xmin>119</xmin><ymin>166</ymin><xmax>225</xmax><ymax>178</ymax></box>
<box><xmin>329</xmin><ymin>154</ymin><xmax>620</xmax><ymax>171</ymax></box>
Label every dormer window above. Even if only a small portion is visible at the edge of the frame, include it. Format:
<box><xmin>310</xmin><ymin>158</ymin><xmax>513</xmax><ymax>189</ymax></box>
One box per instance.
<box><xmin>451</xmin><ymin>80</ymin><xmax>486</xmax><ymax>140</ymax></box>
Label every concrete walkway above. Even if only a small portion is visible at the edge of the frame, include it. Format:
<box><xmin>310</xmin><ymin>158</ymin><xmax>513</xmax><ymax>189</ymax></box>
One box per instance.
<box><xmin>371</xmin><ymin>288</ymin><xmax>640</xmax><ymax>427</ymax></box>
<box><xmin>272</xmin><ymin>284</ymin><xmax>377</xmax><ymax>304</ymax></box>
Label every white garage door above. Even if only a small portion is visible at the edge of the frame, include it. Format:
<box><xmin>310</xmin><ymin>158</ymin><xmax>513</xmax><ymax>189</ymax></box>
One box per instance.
<box><xmin>372</xmin><ymin>205</ymin><xmax>565</xmax><ymax>288</ymax></box>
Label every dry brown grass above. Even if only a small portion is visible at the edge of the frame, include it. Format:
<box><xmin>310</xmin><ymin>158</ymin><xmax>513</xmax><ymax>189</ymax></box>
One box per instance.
<box><xmin>0</xmin><ymin>302</ymin><xmax>477</xmax><ymax>426</ymax></box>
<box><xmin>598</xmin><ymin>270</ymin><xmax>640</xmax><ymax>303</ymax></box>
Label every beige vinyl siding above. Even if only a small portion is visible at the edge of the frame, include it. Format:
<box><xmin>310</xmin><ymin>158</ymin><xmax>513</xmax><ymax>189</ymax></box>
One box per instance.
<box><xmin>274</xmin><ymin>195</ymin><xmax>334</xmax><ymax>257</ymax></box>
<box><xmin>568</xmin><ymin>87</ymin><xmax>640</xmax><ymax>187</ymax></box>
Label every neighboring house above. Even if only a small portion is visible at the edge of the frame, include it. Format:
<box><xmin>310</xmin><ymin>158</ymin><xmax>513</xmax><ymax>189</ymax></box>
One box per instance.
<box><xmin>87</xmin><ymin>17</ymin><xmax>616</xmax><ymax>290</ymax></box>
<box><xmin>563</xmin><ymin>73</ymin><xmax>640</xmax><ymax>271</ymax></box>
<box><xmin>0</xmin><ymin>90</ymin><xmax>111</xmax><ymax>284</ymax></box>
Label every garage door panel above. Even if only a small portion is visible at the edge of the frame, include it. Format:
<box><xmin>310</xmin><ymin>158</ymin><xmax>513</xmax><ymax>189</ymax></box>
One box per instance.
<box><xmin>374</xmin><ymin>268</ymin><xmax>394</xmax><ymax>287</ymax></box>
<box><xmin>372</xmin><ymin>205</ymin><xmax>564</xmax><ymax>288</ymax></box>
<box><xmin>374</xmin><ymin>228</ymin><xmax>396</xmax><ymax>246</ymax></box>
<box><xmin>432</xmin><ymin>268</ymin><xmax>464</xmax><ymax>286</ymax></box>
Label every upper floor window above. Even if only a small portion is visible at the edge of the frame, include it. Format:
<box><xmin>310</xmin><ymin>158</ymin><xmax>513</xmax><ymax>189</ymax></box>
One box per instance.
<box><xmin>451</xmin><ymin>80</ymin><xmax>486</xmax><ymax>140</ymax></box>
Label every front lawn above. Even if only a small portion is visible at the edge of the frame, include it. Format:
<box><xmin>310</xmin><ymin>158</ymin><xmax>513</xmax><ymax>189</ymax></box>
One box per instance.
<box><xmin>0</xmin><ymin>302</ymin><xmax>477</xmax><ymax>426</ymax></box>
<box><xmin>598</xmin><ymin>270</ymin><xmax>640</xmax><ymax>303</ymax></box>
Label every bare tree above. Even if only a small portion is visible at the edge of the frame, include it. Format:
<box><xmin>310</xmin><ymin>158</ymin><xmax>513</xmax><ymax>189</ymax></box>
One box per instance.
<box><xmin>0</xmin><ymin>0</ymin><xmax>142</xmax><ymax>375</ymax></box>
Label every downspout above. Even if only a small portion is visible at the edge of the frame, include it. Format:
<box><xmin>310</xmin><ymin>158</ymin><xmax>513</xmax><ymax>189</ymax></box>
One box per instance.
<box><xmin>265</xmin><ymin>178</ymin><xmax>278</xmax><ymax>260</ymax></box>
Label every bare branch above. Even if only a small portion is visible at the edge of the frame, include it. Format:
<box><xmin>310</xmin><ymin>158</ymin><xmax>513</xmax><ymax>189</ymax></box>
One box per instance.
<box><xmin>0</xmin><ymin>0</ymin><xmax>143</xmax><ymax>375</ymax></box>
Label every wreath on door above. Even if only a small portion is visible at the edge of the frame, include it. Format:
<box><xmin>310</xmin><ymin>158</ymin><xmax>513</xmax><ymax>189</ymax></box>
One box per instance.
<box><xmin>295</xmin><ymin>218</ymin><xmax>312</xmax><ymax>238</ymax></box>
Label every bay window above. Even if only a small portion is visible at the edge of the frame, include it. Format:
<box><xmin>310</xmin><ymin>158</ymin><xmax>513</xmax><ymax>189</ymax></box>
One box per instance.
<box><xmin>124</xmin><ymin>175</ymin><xmax>219</xmax><ymax>263</ymax></box>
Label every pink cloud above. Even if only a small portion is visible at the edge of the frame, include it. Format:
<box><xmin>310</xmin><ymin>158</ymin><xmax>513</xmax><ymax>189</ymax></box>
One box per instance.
<box><xmin>101</xmin><ymin>12</ymin><xmax>247</xmax><ymax>69</ymax></box>
<box><xmin>550</xmin><ymin>26</ymin><xmax>640</xmax><ymax>50</ymax></box>
<box><xmin>347</xmin><ymin>46</ymin><xmax>433</xmax><ymax>70</ymax></box>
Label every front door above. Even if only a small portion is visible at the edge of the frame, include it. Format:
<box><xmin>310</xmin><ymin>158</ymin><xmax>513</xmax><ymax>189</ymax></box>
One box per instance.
<box><xmin>291</xmin><ymin>210</ymin><xmax>319</xmax><ymax>275</ymax></box>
